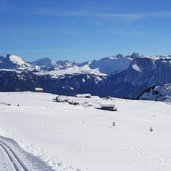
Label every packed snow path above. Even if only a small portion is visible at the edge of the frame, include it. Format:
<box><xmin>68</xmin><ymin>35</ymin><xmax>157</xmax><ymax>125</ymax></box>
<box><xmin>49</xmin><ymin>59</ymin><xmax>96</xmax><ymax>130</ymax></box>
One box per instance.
<box><xmin>0</xmin><ymin>140</ymin><xmax>28</xmax><ymax>171</ymax></box>
<box><xmin>0</xmin><ymin>136</ymin><xmax>55</xmax><ymax>171</ymax></box>
<box><xmin>0</xmin><ymin>144</ymin><xmax>16</xmax><ymax>171</ymax></box>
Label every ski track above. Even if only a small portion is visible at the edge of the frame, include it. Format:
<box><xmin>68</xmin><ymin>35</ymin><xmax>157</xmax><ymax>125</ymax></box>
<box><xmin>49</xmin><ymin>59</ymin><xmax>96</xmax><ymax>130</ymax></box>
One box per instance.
<box><xmin>0</xmin><ymin>140</ymin><xmax>28</xmax><ymax>171</ymax></box>
<box><xmin>0</xmin><ymin>145</ymin><xmax>15</xmax><ymax>171</ymax></box>
<box><xmin>0</xmin><ymin>136</ymin><xmax>56</xmax><ymax>171</ymax></box>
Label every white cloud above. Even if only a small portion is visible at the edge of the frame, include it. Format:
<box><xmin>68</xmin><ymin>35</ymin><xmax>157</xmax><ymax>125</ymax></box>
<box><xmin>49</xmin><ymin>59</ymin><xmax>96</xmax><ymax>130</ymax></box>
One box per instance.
<box><xmin>33</xmin><ymin>8</ymin><xmax>171</xmax><ymax>21</ymax></box>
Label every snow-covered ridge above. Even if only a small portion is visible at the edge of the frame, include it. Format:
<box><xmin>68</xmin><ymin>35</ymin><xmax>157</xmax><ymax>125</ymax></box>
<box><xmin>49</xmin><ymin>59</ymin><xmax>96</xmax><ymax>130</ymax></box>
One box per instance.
<box><xmin>36</xmin><ymin>64</ymin><xmax>105</xmax><ymax>77</ymax></box>
<box><xmin>0</xmin><ymin>52</ymin><xmax>171</xmax><ymax>99</ymax></box>
<box><xmin>0</xmin><ymin>54</ymin><xmax>39</xmax><ymax>71</ymax></box>
<box><xmin>89</xmin><ymin>55</ymin><xmax>132</xmax><ymax>75</ymax></box>
<box><xmin>1</xmin><ymin>52</ymin><xmax>171</xmax><ymax>76</ymax></box>
<box><xmin>8</xmin><ymin>55</ymin><xmax>26</xmax><ymax>66</ymax></box>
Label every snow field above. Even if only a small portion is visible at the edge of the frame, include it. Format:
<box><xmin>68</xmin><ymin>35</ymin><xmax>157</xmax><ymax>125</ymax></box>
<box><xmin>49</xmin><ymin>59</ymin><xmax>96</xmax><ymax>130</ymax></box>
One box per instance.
<box><xmin>0</xmin><ymin>92</ymin><xmax>171</xmax><ymax>171</ymax></box>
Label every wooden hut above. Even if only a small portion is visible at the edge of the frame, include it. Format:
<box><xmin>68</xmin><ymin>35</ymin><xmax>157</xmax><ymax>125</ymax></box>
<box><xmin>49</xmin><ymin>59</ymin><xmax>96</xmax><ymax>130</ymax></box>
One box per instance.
<box><xmin>100</xmin><ymin>104</ymin><xmax>117</xmax><ymax>111</ymax></box>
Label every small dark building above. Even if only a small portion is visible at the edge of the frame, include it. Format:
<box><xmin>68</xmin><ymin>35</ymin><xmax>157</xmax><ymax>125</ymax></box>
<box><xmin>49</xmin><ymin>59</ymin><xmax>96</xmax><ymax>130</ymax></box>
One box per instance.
<box><xmin>100</xmin><ymin>104</ymin><xmax>117</xmax><ymax>111</ymax></box>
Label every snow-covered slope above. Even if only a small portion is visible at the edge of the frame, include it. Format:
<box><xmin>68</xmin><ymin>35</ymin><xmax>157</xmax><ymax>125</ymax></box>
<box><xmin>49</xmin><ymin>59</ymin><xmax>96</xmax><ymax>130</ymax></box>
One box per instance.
<box><xmin>0</xmin><ymin>54</ymin><xmax>38</xmax><ymax>71</ymax></box>
<box><xmin>31</xmin><ymin>54</ymin><xmax>133</xmax><ymax>76</ymax></box>
<box><xmin>8</xmin><ymin>55</ymin><xmax>27</xmax><ymax>66</ymax></box>
<box><xmin>56</xmin><ymin>60</ymin><xmax>77</xmax><ymax>68</ymax></box>
<box><xmin>36</xmin><ymin>64</ymin><xmax>105</xmax><ymax>78</ymax></box>
<box><xmin>0</xmin><ymin>92</ymin><xmax>171</xmax><ymax>171</ymax></box>
<box><xmin>140</xmin><ymin>83</ymin><xmax>171</xmax><ymax>102</ymax></box>
<box><xmin>107</xmin><ymin>56</ymin><xmax>171</xmax><ymax>98</ymax></box>
<box><xmin>30</xmin><ymin>57</ymin><xmax>56</xmax><ymax>71</ymax></box>
<box><xmin>31</xmin><ymin>58</ymin><xmax>78</xmax><ymax>71</ymax></box>
<box><xmin>89</xmin><ymin>54</ymin><xmax>132</xmax><ymax>75</ymax></box>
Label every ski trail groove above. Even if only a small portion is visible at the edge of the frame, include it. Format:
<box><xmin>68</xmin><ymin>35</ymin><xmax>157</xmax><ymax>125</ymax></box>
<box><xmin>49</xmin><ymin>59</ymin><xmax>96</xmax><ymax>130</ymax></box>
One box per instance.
<box><xmin>0</xmin><ymin>140</ymin><xmax>29</xmax><ymax>171</ymax></box>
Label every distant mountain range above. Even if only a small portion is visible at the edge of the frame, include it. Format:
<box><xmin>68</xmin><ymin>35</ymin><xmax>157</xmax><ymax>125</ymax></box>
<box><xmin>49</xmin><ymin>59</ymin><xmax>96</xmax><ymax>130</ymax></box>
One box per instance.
<box><xmin>0</xmin><ymin>52</ymin><xmax>171</xmax><ymax>101</ymax></box>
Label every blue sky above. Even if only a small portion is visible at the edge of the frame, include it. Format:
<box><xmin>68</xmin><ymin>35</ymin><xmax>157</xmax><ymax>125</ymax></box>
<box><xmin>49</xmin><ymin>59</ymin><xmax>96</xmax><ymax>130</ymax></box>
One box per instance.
<box><xmin>0</xmin><ymin>0</ymin><xmax>171</xmax><ymax>62</ymax></box>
